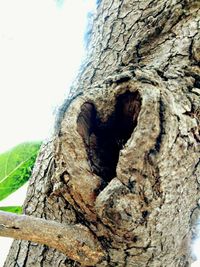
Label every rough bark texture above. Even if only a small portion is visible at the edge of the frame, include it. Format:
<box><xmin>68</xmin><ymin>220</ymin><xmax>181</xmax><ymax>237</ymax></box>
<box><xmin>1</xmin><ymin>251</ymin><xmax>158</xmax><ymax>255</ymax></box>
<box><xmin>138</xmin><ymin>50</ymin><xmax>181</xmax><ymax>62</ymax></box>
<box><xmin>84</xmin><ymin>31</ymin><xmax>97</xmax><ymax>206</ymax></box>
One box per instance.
<box><xmin>0</xmin><ymin>211</ymin><xmax>104</xmax><ymax>265</ymax></box>
<box><xmin>4</xmin><ymin>0</ymin><xmax>200</xmax><ymax>266</ymax></box>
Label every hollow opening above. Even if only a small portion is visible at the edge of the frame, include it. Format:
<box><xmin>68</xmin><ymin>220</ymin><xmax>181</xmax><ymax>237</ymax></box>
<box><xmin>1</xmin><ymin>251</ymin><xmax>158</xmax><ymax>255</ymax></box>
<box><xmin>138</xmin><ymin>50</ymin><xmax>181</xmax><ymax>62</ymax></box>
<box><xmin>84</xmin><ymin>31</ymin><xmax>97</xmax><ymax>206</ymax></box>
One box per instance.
<box><xmin>77</xmin><ymin>91</ymin><xmax>141</xmax><ymax>183</ymax></box>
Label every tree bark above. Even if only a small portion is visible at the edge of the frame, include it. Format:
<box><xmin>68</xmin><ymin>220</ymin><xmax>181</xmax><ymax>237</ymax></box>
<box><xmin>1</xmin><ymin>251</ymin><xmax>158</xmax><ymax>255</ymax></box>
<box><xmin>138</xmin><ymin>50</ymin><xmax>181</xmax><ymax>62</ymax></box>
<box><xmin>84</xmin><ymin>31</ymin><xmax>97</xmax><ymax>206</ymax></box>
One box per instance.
<box><xmin>4</xmin><ymin>0</ymin><xmax>200</xmax><ymax>266</ymax></box>
<box><xmin>0</xmin><ymin>211</ymin><xmax>104</xmax><ymax>265</ymax></box>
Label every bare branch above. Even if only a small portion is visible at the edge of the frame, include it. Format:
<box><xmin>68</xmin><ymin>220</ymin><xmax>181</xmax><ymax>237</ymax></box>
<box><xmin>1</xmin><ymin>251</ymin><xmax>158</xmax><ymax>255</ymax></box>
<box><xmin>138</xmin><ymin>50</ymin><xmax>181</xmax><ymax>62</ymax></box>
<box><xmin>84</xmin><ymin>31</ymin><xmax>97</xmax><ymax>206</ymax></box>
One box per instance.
<box><xmin>0</xmin><ymin>211</ymin><xmax>104</xmax><ymax>266</ymax></box>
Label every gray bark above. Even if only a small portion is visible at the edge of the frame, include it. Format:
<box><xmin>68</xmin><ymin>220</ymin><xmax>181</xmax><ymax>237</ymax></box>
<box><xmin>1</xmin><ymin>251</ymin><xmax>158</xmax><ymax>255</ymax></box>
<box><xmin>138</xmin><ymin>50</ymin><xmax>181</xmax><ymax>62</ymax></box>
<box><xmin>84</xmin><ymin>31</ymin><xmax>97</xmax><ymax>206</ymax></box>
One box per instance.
<box><xmin>4</xmin><ymin>0</ymin><xmax>200</xmax><ymax>266</ymax></box>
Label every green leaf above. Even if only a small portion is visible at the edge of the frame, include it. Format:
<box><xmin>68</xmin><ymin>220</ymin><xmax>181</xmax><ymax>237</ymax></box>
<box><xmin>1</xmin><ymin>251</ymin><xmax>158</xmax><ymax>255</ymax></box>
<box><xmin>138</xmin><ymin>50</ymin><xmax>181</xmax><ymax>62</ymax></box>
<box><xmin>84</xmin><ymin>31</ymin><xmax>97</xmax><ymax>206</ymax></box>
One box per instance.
<box><xmin>0</xmin><ymin>142</ymin><xmax>41</xmax><ymax>201</ymax></box>
<box><xmin>0</xmin><ymin>206</ymin><xmax>22</xmax><ymax>214</ymax></box>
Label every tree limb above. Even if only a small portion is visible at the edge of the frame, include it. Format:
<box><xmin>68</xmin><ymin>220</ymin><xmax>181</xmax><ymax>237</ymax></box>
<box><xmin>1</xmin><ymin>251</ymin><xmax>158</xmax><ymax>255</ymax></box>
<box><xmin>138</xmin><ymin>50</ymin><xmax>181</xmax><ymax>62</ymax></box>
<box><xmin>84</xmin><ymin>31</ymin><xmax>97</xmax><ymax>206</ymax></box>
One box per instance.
<box><xmin>0</xmin><ymin>211</ymin><xmax>104</xmax><ymax>266</ymax></box>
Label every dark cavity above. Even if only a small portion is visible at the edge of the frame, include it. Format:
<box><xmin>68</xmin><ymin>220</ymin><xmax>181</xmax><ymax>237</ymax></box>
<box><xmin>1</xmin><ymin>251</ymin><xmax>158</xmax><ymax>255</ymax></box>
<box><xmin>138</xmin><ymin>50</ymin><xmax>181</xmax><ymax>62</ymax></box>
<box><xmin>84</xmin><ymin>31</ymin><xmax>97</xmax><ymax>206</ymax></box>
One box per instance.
<box><xmin>77</xmin><ymin>91</ymin><xmax>141</xmax><ymax>183</ymax></box>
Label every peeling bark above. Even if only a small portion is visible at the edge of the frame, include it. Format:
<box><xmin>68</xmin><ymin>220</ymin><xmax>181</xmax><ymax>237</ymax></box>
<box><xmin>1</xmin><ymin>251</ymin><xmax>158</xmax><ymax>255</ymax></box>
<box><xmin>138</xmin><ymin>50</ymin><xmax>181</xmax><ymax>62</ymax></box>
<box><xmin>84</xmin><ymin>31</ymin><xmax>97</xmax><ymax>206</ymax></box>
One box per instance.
<box><xmin>4</xmin><ymin>0</ymin><xmax>200</xmax><ymax>266</ymax></box>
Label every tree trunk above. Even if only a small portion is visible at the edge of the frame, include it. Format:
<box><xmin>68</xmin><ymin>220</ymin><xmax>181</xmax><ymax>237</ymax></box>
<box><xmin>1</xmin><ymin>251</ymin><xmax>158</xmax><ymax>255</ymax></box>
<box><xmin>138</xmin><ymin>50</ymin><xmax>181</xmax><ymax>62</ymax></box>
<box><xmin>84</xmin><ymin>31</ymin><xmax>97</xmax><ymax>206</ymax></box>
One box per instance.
<box><xmin>4</xmin><ymin>0</ymin><xmax>200</xmax><ymax>266</ymax></box>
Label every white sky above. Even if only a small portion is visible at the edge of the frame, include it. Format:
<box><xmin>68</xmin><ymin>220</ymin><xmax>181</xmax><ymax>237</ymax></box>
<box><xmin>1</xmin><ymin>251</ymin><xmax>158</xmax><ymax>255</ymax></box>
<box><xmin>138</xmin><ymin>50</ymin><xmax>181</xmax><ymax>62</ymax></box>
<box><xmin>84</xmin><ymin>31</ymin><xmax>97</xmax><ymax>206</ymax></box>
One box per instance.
<box><xmin>0</xmin><ymin>0</ymin><xmax>95</xmax><ymax>153</ymax></box>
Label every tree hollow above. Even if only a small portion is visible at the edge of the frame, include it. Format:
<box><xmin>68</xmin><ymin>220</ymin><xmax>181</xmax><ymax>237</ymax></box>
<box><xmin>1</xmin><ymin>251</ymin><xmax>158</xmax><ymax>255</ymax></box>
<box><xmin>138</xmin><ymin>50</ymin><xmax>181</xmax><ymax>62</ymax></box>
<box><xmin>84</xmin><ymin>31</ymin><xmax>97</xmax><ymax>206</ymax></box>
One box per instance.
<box><xmin>77</xmin><ymin>91</ymin><xmax>141</xmax><ymax>183</ymax></box>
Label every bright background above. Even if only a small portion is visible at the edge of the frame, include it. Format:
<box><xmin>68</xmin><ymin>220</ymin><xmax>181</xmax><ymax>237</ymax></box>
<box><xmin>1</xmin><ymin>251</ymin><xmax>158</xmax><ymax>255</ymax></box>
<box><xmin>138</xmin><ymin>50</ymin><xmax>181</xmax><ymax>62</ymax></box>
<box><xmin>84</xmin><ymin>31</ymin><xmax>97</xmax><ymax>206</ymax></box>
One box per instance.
<box><xmin>0</xmin><ymin>0</ymin><xmax>199</xmax><ymax>266</ymax></box>
<box><xmin>0</xmin><ymin>0</ymin><xmax>95</xmax><ymax>265</ymax></box>
<box><xmin>0</xmin><ymin>0</ymin><xmax>95</xmax><ymax>153</ymax></box>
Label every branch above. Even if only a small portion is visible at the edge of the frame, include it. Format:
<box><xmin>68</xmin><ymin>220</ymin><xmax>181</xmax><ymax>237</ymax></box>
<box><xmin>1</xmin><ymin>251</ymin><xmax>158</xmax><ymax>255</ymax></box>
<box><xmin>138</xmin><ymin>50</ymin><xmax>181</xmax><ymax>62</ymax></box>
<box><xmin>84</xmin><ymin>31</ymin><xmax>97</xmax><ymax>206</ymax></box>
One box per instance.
<box><xmin>0</xmin><ymin>211</ymin><xmax>104</xmax><ymax>266</ymax></box>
